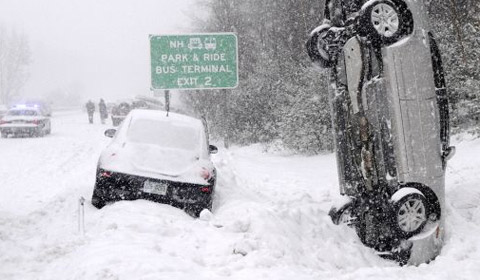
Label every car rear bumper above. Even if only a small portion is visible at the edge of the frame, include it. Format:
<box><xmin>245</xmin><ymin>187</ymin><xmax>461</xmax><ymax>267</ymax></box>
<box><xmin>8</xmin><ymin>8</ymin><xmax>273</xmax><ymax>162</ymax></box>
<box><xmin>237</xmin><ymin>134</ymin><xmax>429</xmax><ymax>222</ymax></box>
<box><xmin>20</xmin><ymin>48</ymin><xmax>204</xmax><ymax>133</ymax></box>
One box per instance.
<box><xmin>93</xmin><ymin>168</ymin><xmax>214</xmax><ymax>208</ymax></box>
<box><xmin>1</xmin><ymin>125</ymin><xmax>40</xmax><ymax>135</ymax></box>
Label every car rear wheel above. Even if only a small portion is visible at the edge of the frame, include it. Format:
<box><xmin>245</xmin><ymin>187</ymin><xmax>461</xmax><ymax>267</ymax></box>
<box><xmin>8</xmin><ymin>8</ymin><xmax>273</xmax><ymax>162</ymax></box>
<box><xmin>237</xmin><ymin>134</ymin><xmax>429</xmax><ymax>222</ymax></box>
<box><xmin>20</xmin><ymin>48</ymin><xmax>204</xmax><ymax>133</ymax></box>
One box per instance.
<box><xmin>191</xmin><ymin>196</ymin><xmax>213</xmax><ymax>217</ymax></box>
<box><xmin>359</xmin><ymin>0</ymin><xmax>413</xmax><ymax>46</ymax></box>
<box><xmin>36</xmin><ymin>129</ymin><xmax>45</xmax><ymax>137</ymax></box>
<box><xmin>393</xmin><ymin>193</ymin><xmax>428</xmax><ymax>238</ymax></box>
<box><xmin>306</xmin><ymin>24</ymin><xmax>335</xmax><ymax>68</ymax></box>
<box><xmin>91</xmin><ymin>189</ymin><xmax>107</xmax><ymax>209</ymax></box>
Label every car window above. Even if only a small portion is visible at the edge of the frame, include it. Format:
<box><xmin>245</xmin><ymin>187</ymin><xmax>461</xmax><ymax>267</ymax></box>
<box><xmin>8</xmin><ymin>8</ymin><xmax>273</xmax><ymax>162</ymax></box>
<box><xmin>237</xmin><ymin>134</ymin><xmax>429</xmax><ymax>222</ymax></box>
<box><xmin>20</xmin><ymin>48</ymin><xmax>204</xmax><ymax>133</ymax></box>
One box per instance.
<box><xmin>7</xmin><ymin>109</ymin><xmax>38</xmax><ymax>116</ymax></box>
<box><xmin>127</xmin><ymin>118</ymin><xmax>200</xmax><ymax>151</ymax></box>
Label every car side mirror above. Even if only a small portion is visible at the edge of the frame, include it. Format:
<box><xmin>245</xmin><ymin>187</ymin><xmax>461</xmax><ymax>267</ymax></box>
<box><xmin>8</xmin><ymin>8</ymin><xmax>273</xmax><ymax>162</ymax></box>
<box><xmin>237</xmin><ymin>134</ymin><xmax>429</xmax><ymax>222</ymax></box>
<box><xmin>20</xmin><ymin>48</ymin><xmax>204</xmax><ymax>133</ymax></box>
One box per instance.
<box><xmin>443</xmin><ymin>146</ymin><xmax>456</xmax><ymax>161</ymax></box>
<box><xmin>209</xmin><ymin>145</ymin><xmax>218</xmax><ymax>154</ymax></box>
<box><xmin>104</xmin><ymin>128</ymin><xmax>117</xmax><ymax>138</ymax></box>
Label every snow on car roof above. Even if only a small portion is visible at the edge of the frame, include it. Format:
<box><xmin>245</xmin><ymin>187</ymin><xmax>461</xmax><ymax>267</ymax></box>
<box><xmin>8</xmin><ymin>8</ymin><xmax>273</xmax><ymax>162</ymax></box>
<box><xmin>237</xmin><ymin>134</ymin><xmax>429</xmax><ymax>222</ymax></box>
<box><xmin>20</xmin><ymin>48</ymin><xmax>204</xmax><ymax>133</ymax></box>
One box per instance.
<box><xmin>9</xmin><ymin>107</ymin><xmax>40</xmax><ymax>112</ymax></box>
<box><xmin>128</xmin><ymin>109</ymin><xmax>203</xmax><ymax>127</ymax></box>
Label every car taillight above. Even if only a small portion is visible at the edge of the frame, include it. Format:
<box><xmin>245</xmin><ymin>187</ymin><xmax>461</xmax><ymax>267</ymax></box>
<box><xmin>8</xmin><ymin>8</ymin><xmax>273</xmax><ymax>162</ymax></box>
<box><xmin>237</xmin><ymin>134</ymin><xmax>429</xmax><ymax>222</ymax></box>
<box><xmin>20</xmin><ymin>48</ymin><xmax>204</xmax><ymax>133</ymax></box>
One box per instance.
<box><xmin>200</xmin><ymin>168</ymin><xmax>211</xmax><ymax>180</ymax></box>
<box><xmin>100</xmin><ymin>171</ymin><xmax>112</xmax><ymax>178</ymax></box>
<box><xmin>0</xmin><ymin>120</ymin><xmax>7</xmax><ymax>125</ymax></box>
<box><xmin>200</xmin><ymin>187</ymin><xmax>211</xmax><ymax>193</ymax></box>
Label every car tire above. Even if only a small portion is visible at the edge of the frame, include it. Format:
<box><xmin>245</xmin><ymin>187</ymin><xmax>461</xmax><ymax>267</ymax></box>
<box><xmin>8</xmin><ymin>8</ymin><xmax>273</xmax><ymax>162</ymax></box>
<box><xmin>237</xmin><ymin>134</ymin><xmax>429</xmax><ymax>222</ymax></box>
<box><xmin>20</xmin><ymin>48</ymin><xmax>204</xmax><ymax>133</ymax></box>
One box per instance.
<box><xmin>392</xmin><ymin>193</ymin><xmax>428</xmax><ymax>238</ymax></box>
<box><xmin>359</xmin><ymin>0</ymin><xmax>413</xmax><ymax>46</ymax></box>
<box><xmin>192</xmin><ymin>207</ymin><xmax>203</xmax><ymax>217</ymax></box>
<box><xmin>91</xmin><ymin>189</ymin><xmax>107</xmax><ymax>209</ymax></box>
<box><xmin>36</xmin><ymin>129</ymin><xmax>45</xmax><ymax>138</ymax></box>
<box><xmin>192</xmin><ymin>206</ymin><xmax>210</xmax><ymax>217</ymax></box>
<box><xmin>191</xmin><ymin>197</ymin><xmax>213</xmax><ymax>218</ymax></box>
<box><xmin>306</xmin><ymin>24</ymin><xmax>335</xmax><ymax>68</ymax></box>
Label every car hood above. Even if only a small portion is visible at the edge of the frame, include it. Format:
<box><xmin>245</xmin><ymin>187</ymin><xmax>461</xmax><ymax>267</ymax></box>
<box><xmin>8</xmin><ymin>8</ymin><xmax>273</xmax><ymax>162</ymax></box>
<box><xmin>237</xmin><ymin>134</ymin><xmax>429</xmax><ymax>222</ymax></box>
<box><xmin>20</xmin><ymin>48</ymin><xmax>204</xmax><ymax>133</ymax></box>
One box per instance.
<box><xmin>99</xmin><ymin>142</ymin><xmax>212</xmax><ymax>185</ymax></box>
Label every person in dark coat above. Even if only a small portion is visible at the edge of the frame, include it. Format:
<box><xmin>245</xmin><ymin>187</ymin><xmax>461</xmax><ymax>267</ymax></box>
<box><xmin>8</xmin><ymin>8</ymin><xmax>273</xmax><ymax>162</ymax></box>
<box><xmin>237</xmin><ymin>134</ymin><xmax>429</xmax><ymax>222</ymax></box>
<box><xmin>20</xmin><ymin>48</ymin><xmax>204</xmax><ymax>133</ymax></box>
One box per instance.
<box><xmin>99</xmin><ymin>99</ymin><xmax>108</xmax><ymax>124</ymax></box>
<box><xmin>86</xmin><ymin>100</ymin><xmax>95</xmax><ymax>124</ymax></box>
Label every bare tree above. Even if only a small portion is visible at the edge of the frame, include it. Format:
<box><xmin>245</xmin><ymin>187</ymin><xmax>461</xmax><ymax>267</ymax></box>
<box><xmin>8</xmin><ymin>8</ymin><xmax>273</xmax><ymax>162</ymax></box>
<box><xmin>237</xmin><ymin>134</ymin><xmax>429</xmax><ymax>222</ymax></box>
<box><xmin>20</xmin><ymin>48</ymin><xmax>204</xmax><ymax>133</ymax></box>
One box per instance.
<box><xmin>0</xmin><ymin>27</ymin><xmax>31</xmax><ymax>105</ymax></box>
<box><xmin>182</xmin><ymin>0</ymin><xmax>332</xmax><ymax>152</ymax></box>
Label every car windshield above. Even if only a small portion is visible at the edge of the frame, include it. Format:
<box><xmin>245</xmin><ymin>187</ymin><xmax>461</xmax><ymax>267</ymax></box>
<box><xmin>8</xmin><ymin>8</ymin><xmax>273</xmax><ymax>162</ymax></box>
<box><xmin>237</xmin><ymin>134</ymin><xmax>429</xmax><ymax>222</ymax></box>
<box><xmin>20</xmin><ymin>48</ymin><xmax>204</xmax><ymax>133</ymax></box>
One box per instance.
<box><xmin>7</xmin><ymin>109</ymin><xmax>38</xmax><ymax>116</ymax></box>
<box><xmin>127</xmin><ymin>118</ymin><xmax>200</xmax><ymax>151</ymax></box>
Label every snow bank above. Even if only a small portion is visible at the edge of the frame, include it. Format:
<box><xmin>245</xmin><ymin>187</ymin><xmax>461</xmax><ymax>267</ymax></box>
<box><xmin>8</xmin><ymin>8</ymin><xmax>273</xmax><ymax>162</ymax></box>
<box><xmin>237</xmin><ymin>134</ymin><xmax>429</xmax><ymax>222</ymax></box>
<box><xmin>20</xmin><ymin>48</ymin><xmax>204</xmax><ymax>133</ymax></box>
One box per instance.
<box><xmin>1</xmin><ymin>112</ymin><xmax>480</xmax><ymax>279</ymax></box>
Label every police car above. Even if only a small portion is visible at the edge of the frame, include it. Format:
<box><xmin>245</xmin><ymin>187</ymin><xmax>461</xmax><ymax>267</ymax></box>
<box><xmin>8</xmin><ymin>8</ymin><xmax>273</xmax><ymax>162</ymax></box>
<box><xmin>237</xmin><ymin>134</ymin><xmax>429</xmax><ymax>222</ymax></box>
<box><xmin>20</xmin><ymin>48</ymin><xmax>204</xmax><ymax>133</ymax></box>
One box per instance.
<box><xmin>0</xmin><ymin>105</ymin><xmax>51</xmax><ymax>138</ymax></box>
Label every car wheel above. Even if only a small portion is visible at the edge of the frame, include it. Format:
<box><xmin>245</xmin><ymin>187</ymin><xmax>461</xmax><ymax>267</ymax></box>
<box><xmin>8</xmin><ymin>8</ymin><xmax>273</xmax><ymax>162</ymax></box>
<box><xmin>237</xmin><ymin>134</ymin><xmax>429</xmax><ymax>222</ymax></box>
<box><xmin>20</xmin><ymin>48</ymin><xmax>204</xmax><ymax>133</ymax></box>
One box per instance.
<box><xmin>306</xmin><ymin>24</ymin><xmax>335</xmax><ymax>68</ymax></box>
<box><xmin>204</xmin><ymin>193</ymin><xmax>214</xmax><ymax>211</ymax></box>
<box><xmin>36</xmin><ymin>129</ymin><xmax>45</xmax><ymax>137</ymax></box>
<box><xmin>191</xmin><ymin>200</ymin><xmax>212</xmax><ymax>218</ymax></box>
<box><xmin>393</xmin><ymin>193</ymin><xmax>428</xmax><ymax>238</ymax></box>
<box><xmin>359</xmin><ymin>0</ymin><xmax>413</xmax><ymax>46</ymax></box>
<box><xmin>91</xmin><ymin>189</ymin><xmax>107</xmax><ymax>209</ymax></box>
<box><xmin>192</xmin><ymin>207</ymin><xmax>204</xmax><ymax>217</ymax></box>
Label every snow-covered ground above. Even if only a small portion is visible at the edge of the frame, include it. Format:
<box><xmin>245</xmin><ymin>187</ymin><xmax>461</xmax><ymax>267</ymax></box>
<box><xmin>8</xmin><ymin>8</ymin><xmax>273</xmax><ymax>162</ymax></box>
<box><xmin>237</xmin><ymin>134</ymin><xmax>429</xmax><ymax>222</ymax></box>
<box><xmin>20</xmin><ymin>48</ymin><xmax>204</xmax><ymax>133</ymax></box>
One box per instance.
<box><xmin>1</xmin><ymin>111</ymin><xmax>479</xmax><ymax>279</ymax></box>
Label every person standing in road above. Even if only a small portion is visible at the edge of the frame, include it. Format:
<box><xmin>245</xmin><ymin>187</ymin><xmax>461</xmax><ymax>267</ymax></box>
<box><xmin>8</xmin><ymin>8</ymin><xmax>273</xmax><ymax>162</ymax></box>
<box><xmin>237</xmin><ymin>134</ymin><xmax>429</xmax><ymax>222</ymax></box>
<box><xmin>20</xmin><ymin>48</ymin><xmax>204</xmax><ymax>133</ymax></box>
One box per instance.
<box><xmin>86</xmin><ymin>100</ymin><xmax>95</xmax><ymax>124</ymax></box>
<box><xmin>99</xmin><ymin>99</ymin><xmax>108</xmax><ymax>124</ymax></box>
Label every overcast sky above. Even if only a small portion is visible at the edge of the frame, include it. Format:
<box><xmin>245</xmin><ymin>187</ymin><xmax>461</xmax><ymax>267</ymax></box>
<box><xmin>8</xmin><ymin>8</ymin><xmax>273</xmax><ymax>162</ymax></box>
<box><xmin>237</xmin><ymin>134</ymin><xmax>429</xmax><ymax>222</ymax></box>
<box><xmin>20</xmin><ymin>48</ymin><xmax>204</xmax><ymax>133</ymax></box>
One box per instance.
<box><xmin>0</xmin><ymin>0</ymin><xmax>196</xmax><ymax>103</ymax></box>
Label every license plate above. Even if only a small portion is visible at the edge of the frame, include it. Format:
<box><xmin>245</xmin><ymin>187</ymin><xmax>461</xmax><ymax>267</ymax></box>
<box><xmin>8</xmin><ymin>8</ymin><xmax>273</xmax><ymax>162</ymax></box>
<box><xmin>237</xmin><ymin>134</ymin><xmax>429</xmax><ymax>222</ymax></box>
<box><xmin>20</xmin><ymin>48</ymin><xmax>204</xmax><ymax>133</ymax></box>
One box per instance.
<box><xmin>143</xmin><ymin>180</ymin><xmax>168</xmax><ymax>195</ymax></box>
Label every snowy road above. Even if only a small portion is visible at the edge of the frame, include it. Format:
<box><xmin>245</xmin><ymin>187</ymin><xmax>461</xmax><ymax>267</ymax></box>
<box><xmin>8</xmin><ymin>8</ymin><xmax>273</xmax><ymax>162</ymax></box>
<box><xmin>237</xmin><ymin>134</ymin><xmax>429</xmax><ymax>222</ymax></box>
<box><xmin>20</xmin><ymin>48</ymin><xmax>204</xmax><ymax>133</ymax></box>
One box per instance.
<box><xmin>1</xmin><ymin>111</ymin><xmax>479</xmax><ymax>279</ymax></box>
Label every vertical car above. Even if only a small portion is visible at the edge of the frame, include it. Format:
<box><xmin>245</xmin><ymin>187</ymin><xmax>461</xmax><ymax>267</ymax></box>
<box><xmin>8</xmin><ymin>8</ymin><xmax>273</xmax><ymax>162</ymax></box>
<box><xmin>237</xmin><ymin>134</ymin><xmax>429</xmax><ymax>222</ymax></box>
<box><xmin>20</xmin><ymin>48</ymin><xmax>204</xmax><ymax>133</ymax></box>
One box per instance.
<box><xmin>306</xmin><ymin>0</ymin><xmax>454</xmax><ymax>264</ymax></box>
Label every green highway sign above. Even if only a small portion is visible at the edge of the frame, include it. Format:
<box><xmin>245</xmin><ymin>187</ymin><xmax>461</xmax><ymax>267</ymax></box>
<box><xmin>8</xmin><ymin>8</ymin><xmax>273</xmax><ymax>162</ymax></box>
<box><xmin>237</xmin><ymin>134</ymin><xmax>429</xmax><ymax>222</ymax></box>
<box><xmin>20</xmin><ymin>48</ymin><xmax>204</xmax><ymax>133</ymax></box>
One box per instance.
<box><xmin>150</xmin><ymin>33</ymin><xmax>238</xmax><ymax>90</ymax></box>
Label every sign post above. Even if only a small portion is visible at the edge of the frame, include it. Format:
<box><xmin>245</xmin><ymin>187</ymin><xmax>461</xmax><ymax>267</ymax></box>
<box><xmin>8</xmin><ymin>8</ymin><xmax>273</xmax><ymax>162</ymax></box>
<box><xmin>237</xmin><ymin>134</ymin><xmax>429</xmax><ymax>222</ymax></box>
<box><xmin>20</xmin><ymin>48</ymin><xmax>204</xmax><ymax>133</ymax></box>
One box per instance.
<box><xmin>150</xmin><ymin>33</ymin><xmax>238</xmax><ymax>90</ymax></box>
<box><xmin>164</xmin><ymin>90</ymin><xmax>170</xmax><ymax>116</ymax></box>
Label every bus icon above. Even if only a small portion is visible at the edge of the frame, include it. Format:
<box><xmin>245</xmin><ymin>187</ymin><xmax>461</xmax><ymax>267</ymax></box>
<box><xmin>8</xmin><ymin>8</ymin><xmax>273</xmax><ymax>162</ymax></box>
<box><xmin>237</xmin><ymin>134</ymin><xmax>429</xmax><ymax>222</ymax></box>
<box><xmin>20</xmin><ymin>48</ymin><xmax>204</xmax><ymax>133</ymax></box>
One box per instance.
<box><xmin>188</xmin><ymin>38</ymin><xmax>203</xmax><ymax>50</ymax></box>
